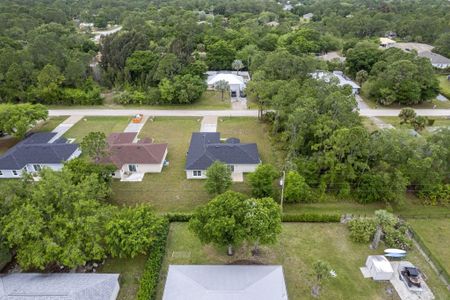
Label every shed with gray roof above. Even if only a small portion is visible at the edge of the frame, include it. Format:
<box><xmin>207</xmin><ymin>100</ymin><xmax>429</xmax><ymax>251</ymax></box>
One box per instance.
<box><xmin>185</xmin><ymin>132</ymin><xmax>260</xmax><ymax>181</ymax></box>
<box><xmin>0</xmin><ymin>273</ymin><xmax>120</xmax><ymax>300</ymax></box>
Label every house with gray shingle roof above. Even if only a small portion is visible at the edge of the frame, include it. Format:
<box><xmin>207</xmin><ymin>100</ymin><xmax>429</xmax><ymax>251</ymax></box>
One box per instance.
<box><xmin>0</xmin><ymin>273</ymin><xmax>120</xmax><ymax>300</ymax></box>
<box><xmin>418</xmin><ymin>51</ymin><xmax>450</xmax><ymax>69</ymax></box>
<box><xmin>0</xmin><ymin>132</ymin><xmax>80</xmax><ymax>178</ymax></box>
<box><xmin>185</xmin><ymin>132</ymin><xmax>260</xmax><ymax>182</ymax></box>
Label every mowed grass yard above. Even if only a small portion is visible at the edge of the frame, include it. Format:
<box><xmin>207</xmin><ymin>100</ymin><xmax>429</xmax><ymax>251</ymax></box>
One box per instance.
<box><xmin>63</xmin><ymin>116</ymin><xmax>130</xmax><ymax>142</ymax></box>
<box><xmin>98</xmin><ymin>255</ymin><xmax>147</xmax><ymax>300</ymax></box>
<box><xmin>409</xmin><ymin>219</ymin><xmax>450</xmax><ymax>277</ymax></box>
<box><xmin>111</xmin><ymin>117</ymin><xmax>284</xmax><ymax>212</ymax></box>
<box><xmin>156</xmin><ymin>223</ymin><xmax>449</xmax><ymax>300</ymax></box>
<box><xmin>438</xmin><ymin>75</ymin><xmax>450</xmax><ymax>98</ymax></box>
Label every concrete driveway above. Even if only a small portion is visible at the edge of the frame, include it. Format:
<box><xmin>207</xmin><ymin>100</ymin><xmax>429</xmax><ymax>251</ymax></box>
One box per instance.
<box><xmin>200</xmin><ymin>116</ymin><xmax>218</xmax><ymax>132</ymax></box>
<box><xmin>49</xmin><ymin>115</ymin><xmax>83</xmax><ymax>143</ymax></box>
<box><xmin>390</xmin><ymin>261</ymin><xmax>435</xmax><ymax>300</ymax></box>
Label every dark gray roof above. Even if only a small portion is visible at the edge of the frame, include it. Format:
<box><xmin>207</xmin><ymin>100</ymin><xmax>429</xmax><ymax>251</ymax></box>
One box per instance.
<box><xmin>418</xmin><ymin>51</ymin><xmax>450</xmax><ymax>64</ymax></box>
<box><xmin>186</xmin><ymin>132</ymin><xmax>260</xmax><ymax>170</ymax></box>
<box><xmin>0</xmin><ymin>133</ymin><xmax>79</xmax><ymax>170</ymax></box>
<box><xmin>0</xmin><ymin>273</ymin><xmax>120</xmax><ymax>300</ymax></box>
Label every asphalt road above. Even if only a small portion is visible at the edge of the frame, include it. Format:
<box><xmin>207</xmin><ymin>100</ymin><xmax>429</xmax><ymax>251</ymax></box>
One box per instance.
<box><xmin>48</xmin><ymin>108</ymin><xmax>450</xmax><ymax>117</ymax></box>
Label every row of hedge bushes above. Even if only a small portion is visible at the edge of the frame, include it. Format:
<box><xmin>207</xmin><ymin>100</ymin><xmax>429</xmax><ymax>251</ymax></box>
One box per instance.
<box><xmin>136</xmin><ymin>219</ymin><xmax>170</xmax><ymax>300</ymax></box>
<box><xmin>409</xmin><ymin>227</ymin><xmax>450</xmax><ymax>284</ymax></box>
<box><xmin>165</xmin><ymin>212</ymin><xmax>341</xmax><ymax>223</ymax></box>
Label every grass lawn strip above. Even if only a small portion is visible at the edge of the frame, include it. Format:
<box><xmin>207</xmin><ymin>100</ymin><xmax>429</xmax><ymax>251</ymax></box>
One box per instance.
<box><xmin>111</xmin><ymin>117</ymin><xmax>282</xmax><ymax>212</ymax></box>
<box><xmin>409</xmin><ymin>219</ymin><xmax>450</xmax><ymax>280</ymax></box>
<box><xmin>98</xmin><ymin>255</ymin><xmax>147</xmax><ymax>300</ymax></box>
<box><xmin>63</xmin><ymin>116</ymin><xmax>131</xmax><ymax>142</ymax></box>
<box><xmin>156</xmin><ymin>223</ymin><xmax>449</xmax><ymax>299</ymax></box>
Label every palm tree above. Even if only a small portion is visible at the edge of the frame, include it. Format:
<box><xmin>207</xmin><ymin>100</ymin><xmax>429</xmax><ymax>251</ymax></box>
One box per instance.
<box><xmin>214</xmin><ymin>80</ymin><xmax>230</xmax><ymax>101</ymax></box>
<box><xmin>231</xmin><ymin>59</ymin><xmax>244</xmax><ymax>75</ymax></box>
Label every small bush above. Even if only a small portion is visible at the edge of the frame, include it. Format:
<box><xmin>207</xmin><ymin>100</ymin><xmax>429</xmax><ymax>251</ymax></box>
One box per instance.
<box><xmin>384</xmin><ymin>224</ymin><xmax>412</xmax><ymax>250</ymax></box>
<box><xmin>418</xmin><ymin>184</ymin><xmax>450</xmax><ymax>206</ymax></box>
<box><xmin>165</xmin><ymin>213</ymin><xmax>193</xmax><ymax>222</ymax></box>
<box><xmin>348</xmin><ymin>218</ymin><xmax>377</xmax><ymax>243</ymax></box>
<box><xmin>282</xmin><ymin>213</ymin><xmax>340</xmax><ymax>223</ymax></box>
<box><xmin>114</xmin><ymin>88</ymin><xmax>161</xmax><ymax>105</ymax></box>
<box><xmin>137</xmin><ymin>218</ymin><xmax>170</xmax><ymax>300</ymax></box>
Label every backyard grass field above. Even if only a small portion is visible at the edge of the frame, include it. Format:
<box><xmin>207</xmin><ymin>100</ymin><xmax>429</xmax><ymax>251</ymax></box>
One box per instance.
<box><xmin>438</xmin><ymin>75</ymin><xmax>450</xmax><ymax>99</ymax></box>
<box><xmin>63</xmin><ymin>116</ymin><xmax>131</xmax><ymax>142</ymax></box>
<box><xmin>111</xmin><ymin>117</ymin><xmax>283</xmax><ymax>212</ymax></box>
<box><xmin>409</xmin><ymin>219</ymin><xmax>450</xmax><ymax>277</ymax></box>
<box><xmin>156</xmin><ymin>223</ymin><xmax>449</xmax><ymax>300</ymax></box>
<box><xmin>98</xmin><ymin>255</ymin><xmax>147</xmax><ymax>300</ymax></box>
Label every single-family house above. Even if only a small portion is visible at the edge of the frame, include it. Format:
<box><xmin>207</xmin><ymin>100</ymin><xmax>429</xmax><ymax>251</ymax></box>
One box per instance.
<box><xmin>311</xmin><ymin>71</ymin><xmax>361</xmax><ymax>94</ymax></box>
<box><xmin>379</xmin><ymin>37</ymin><xmax>396</xmax><ymax>48</ymax></box>
<box><xmin>185</xmin><ymin>132</ymin><xmax>260</xmax><ymax>182</ymax></box>
<box><xmin>418</xmin><ymin>51</ymin><xmax>450</xmax><ymax>69</ymax></box>
<box><xmin>98</xmin><ymin>132</ymin><xmax>168</xmax><ymax>181</ymax></box>
<box><xmin>0</xmin><ymin>132</ymin><xmax>80</xmax><ymax>179</ymax></box>
<box><xmin>0</xmin><ymin>273</ymin><xmax>120</xmax><ymax>300</ymax></box>
<box><xmin>162</xmin><ymin>265</ymin><xmax>288</xmax><ymax>300</ymax></box>
<box><xmin>206</xmin><ymin>71</ymin><xmax>248</xmax><ymax>100</ymax></box>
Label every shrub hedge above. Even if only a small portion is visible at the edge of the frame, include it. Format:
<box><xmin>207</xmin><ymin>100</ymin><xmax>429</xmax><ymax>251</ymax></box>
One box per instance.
<box><xmin>136</xmin><ymin>218</ymin><xmax>170</xmax><ymax>300</ymax></box>
<box><xmin>282</xmin><ymin>213</ymin><xmax>341</xmax><ymax>223</ymax></box>
<box><xmin>165</xmin><ymin>213</ymin><xmax>193</xmax><ymax>222</ymax></box>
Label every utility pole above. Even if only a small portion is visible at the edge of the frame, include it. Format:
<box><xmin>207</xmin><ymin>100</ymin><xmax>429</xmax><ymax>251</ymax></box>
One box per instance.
<box><xmin>279</xmin><ymin>170</ymin><xmax>286</xmax><ymax>213</ymax></box>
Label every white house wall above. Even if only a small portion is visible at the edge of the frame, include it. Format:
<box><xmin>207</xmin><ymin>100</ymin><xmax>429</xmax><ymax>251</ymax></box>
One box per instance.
<box><xmin>186</xmin><ymin>163</ymin><xmax>259</xmax><ymax>179</ymax></box>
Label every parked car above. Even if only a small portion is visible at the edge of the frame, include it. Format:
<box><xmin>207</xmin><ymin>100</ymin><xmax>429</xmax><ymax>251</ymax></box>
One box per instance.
<box><xmin>399</xmin><ymin>266</ymin><xmax>422</xmax><ymax>290</ymax></box>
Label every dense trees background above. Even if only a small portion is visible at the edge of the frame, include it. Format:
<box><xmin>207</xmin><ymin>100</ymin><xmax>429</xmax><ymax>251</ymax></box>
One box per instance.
<box><xmin>1</xmin><ymin>0</ymin><xmax>449</xmax><ymax>105</ymax></box>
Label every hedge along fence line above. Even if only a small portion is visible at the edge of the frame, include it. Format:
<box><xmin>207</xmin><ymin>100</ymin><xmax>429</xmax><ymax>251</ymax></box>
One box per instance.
<box><xmin>165</xmin><ymin>212</ymin><xmax>341</xmax><ymax>223</ymax></box>
<box><xmin>408</xmin><ymin>227</ymin><xmax>450</xmax><ymax>284</ymax></box>
<box><xmin>136</xmin><ymin>218</ymin><xmax>170</xmax><ymax>300</ymax></box>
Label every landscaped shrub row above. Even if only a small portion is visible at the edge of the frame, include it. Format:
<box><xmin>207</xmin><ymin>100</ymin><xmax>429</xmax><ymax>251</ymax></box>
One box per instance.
<box><xmin>165</xmin><ymin>212</ymin><xmax>341</xmax><ymax>223</ymax></box>
<box><xmin>409</xmin><ymin>227</ymin><xmax>450</xmax><ymax>283</ymax></box>
<box><xmin>282</xmin><ymin>213</ymin><xmax>341</xmax><ymax>223</ymax></box>
<box><xmin>136</xmin><ymin>218</ymin><xmax>170</xmax><ymax>300</ymax></box>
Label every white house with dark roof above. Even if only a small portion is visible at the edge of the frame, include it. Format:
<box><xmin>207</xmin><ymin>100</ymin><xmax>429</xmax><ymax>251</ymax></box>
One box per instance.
<box><xmin>206</xmin><ymin>71</ymin><xmax>250</xmax><ymax>100</ymax></box>
<box><xmin>0</xmin><ymin>273</ymin><xmax>120</xmax><ymax>300</ymax></box>
<box><xmin>0</xmin><ymin>132</ymin><xmax>80</xmax><ymax>178</ymax></box>
<box><xmin>185</xmin><ymin>132</ymin><xmax>260</xmax><ymax>182</ymax></box>
<box><xmin>311</xmin><ymin>70</ymin><xmax>361</xmax><ymax>94</ymax></box>
<box><xmin>162</xmin><ymin>265</ymin><xmax>288</xmax><ymax>300</ymax></box>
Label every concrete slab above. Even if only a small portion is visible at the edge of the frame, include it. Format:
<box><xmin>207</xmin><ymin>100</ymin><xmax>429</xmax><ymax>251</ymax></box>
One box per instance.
<box><xmin>360</xmin><ymin>267</ymin><xmax>371</xmax><ymax>278</ymax></box>
<box><xmin>200</xmin><ymin>116</ymin><xmax>218</xmax><ymax>132</ymax></box>
<box><xmin>124</xmin><ymin>115</ymin><xmax>150</xmax><ymax>142</ymax></box>
<box><xmin>120</xmin><ymin>172</ymin><xmax>145</xmax><ymax>182</ymax></box>
<box><xmin>232</xmin><ymin>172</ymin><xmax>244</xmax><ymax>182</ymax></box>
<box><xmin>390</xmin><ymin>261</ymin><xmax>435</xmax><ymax>300</ymax></box>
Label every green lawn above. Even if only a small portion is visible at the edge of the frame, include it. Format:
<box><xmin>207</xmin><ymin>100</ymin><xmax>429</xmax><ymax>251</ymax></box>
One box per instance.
<box><xmin>32</xmin><ymin>116</ymin><xmax>68</xmax><ymax>132</ymax></box>
<box><xmin>157</xmin><ymin>223</ymin><xmax>448</xmax><ymax>300</ymax></box>
<box><xmin>48</xmin><ymin>91</ymin><xmax>231</xmax><ymax>110</ymax></box>
<box><xmin>111</xmin><ymin>117</ymin><xmax>284</xmax><ymax>212</ymax></box>
<box><xmin>409</xmin><ymin>218</ymin><xmax>450</xmax><ymax>276</ymax></box>
<box><xmin>217</xmin><ymin>117</ymin><xmax>286</xmax><ymax>168</ymax></box>
<box><xmin>64</xmin><ymin>116</ymin><xmax>130</xmax><ymax>142</ymax></box>
<box><xmin>438</xmin><ymin>75</ymin><xmax>450</xmax><ymax>98</ymax></box>
<box><xmin>98</xmin><ymin>255</ymin><xmax>147</xmax><ymax>300</ymax></box>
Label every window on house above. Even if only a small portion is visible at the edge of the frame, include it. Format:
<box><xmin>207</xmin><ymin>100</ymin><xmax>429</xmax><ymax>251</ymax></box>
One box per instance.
<box><xmin>0</xmin><ymin>170</ymin><xmax>3</xmax><ymax>176</ymax></box>
<box><xmin>193</xmin><ymin>170</ymin><xmax>202</xmax><ymax>177</ymax></box>
<box><xmin>128</xmin><ymin>165</ymin><xmax>137</xmax><ymax>172</ymax></box>
<box><xmin>12</xmin><ymin>170</ymin><xmax>18</xmax><ymax>176</ymax></box>
<box><xmin>227</xmin><ymin>165</ymin><xmax>235</xmax><ymax>172</ymax></box>
<box><xmin>33</xmin><ymin>165</ymin><xmax>41</xmax><ymax>172</ymax></box>
<box><xmin>111</xmin><ymin>172</ymin><xmax>115</xmax><ymax>177</ymax></box>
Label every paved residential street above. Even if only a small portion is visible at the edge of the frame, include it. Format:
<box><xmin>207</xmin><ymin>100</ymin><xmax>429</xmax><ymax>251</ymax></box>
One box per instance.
<box><xmin>49</xmin><ymin>108</ymin><xmax>450</xmax><ymax>117</ymax></box>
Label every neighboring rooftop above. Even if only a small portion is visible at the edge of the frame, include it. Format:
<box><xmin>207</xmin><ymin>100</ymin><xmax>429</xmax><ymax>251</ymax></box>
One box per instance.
<box><xmin>0</xmin><ymin>132</ymin><xmax>79</xmax><ymax>170</ymax></box>
<box><xmin>206</xmin><ymin>73</ymin><xmax>245</xmax><ymax>86</ymax></box>
<box><xmin>99</xmin><ymin>132</ymin><xmax>168</xmax><ymax>168</ymax></box>
<box><xmin>0</xmin><ymin>273</ymin><xmax>120</xmax><ymax>300</ymax></box>
<box><xmin>185</xmin><ymin>132</ymin><xmax>260</xmax><ymax>170</ymax></box>
<box><xmin>392</xmin><ymin>42</ymin><xmax>434</xmax><ymax>53</ymax></box>
<box><xmin>311</xmin><ymin>71</ymin><xmax>360</xmax><ymax>89</ymax></box>
<box><xmin>418</xmin><ymin>51</ymin><xmax>450</xmax><ymax>65</ymax></box>
<box><xmin>162</xmin><ymin>265</ymin><xmax>288</xmax><ymax>300</ymax></box>
<box><xmin>205</xmin><ymin>71</ymin><xmax>251</xmax><ymax>83</ymax></box>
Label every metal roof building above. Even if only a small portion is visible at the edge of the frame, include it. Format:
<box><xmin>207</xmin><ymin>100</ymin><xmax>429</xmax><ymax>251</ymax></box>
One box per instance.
<box><xmin>162</xmin><ymin>265</ymin><xmax>288</xmax><ymax>300</ymax></box>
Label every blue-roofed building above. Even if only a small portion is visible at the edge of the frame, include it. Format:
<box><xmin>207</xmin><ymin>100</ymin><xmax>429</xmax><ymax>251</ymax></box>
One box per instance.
<box><xmin>185</xmin><ymin>132</ymin><xmax>261</xmax><ymax>181</ymax></box>
<box><xmin>0</xmin><ymin>132</ymin><xmax>81</xmax><ymax>178</ymax></box>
